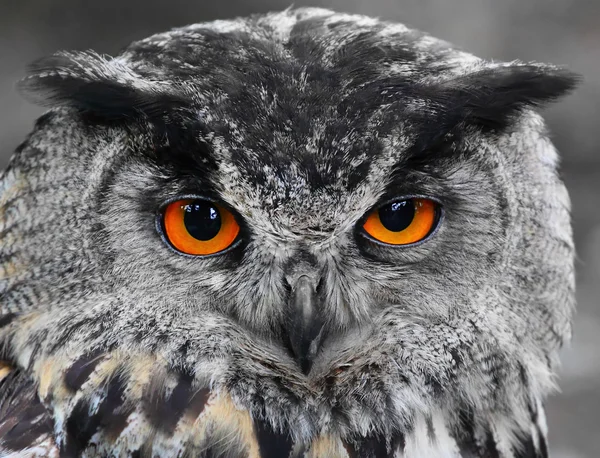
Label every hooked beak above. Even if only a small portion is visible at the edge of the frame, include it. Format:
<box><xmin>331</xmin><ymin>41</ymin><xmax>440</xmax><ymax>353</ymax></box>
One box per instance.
<box><xmin>284</xmin><ymin>275</ymin><xmax>326</xmax><ymax>374</ymax></box>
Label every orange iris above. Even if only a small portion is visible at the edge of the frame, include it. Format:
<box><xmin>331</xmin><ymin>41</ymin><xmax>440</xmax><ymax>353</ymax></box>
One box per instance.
<box><xmin>362</xmin><ymin>198</ymin><xmax>437</xmax><ymax>245</ymax></box>
<box><xmin>163</xmin><ymin>199</ymin><xmax>240</xmax><ymax>255</ymax></box>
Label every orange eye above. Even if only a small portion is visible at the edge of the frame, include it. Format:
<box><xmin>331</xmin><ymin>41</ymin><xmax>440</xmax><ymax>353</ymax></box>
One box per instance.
<box><xmin>162</xmin><ymin>199</ymin><xmax>240</xmax><ymax>256</ymax></box>
<box><xmin>362</xmin><ymin>198</ymin><xmax>438</xmax><ymax>245</ymax></box>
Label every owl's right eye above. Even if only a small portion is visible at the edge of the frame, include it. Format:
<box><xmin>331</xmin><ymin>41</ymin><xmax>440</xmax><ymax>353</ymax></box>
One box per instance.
<box><xmin>161</xmin><ymin>199</ymin><xmax>240</xmax><ymax>256</ymax></box>
<box><xmin>361</xmin><ymin>197</ymin><xmax>440</xmax><ymax>246</ymax></box>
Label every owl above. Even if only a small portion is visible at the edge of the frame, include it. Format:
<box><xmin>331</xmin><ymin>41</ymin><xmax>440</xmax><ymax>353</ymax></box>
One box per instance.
<box><xmin>0</xmin><ymin>7</ymin><xmax>578</xmax><ymax>458</ymax></box>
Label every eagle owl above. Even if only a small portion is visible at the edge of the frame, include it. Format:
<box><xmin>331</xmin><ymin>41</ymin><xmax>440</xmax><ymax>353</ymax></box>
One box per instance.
<box><xmin>0</xmin><ymin>7</ymin><xmax>578</xmax><ymax>458</ymax></box>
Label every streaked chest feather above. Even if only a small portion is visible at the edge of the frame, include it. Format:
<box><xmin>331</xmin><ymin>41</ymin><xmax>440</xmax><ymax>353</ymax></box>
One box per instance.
<box><xmin>0</xmin><ymin>354</ymin><xmax>548</xmax><ymax>458</ymax></box>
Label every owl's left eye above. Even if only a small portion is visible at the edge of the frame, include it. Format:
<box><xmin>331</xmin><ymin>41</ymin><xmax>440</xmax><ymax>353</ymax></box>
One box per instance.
<box><xmin>161</xmin><ymin>199</ymin><xmax>240</xmax><ymax>256</ymax></box>
<box><xmin>360</xmin><ymin>197</ymin><xmax>441</xmax><ymax>246</ymax></box>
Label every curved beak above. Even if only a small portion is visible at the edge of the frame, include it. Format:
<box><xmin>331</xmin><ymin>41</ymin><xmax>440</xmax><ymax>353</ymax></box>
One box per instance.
<box><xmin>284</xmin><ymin>275</ymin><xmax>326</xmax><ymax>374</ymax></box>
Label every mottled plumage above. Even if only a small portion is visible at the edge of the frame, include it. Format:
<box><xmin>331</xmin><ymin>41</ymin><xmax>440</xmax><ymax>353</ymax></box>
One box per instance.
<box><xmin>0</xmin><ymin>8</ymin><xmax>577</xmax><ymax>457</ymax></box>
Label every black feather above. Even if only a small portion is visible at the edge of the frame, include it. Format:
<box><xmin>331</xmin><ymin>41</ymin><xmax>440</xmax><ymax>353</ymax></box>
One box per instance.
<box><xmin>425</xmin><ymin>64</ymin><xmax>581</xmax><ymax>131</ymax></box>
<box><xmin>0</xmin><ymin>368</ymin><xmax>54</xmax><ymax>452</ymax></box>
<box><xmin>18</xmin><ymin>52</ymin><xmax>190</xmax><ymax>122</ymax></box>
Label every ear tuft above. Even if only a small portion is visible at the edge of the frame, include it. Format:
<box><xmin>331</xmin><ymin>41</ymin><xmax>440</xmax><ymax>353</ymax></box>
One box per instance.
<box><xmin>432</xmin><ymin>63</ymin><xmax>581</xmax><ymax>131</ymax></box>
<box><xmin>18</xmin><ymin>51</ymin><xmax>189</xmax><ymax>121</ymax></box>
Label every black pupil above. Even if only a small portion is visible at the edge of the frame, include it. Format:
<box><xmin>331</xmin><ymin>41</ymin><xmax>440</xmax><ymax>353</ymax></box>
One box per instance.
<box><xmin>378</xmin><ymin>200</ymin><xmax>415</xmax><ymax>232</ymax></box>
<box><xmin>183</xmin><ymin>200</ymin><xmax>221</xmax><ymax>241</ymax></box>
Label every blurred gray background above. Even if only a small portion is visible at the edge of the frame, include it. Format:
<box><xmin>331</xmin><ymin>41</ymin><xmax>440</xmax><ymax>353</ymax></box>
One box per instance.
<box><xmin>0</xmin><ymin>0</ymin><xmax>598</xmax><ymax>456</ymax></box>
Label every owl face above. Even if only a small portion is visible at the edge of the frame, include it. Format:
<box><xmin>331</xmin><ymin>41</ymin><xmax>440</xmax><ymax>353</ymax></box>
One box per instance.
<box><xmin>1</xmin><ymin>8</ymin><xmax>577</xmax><ymax>456</ymax></box>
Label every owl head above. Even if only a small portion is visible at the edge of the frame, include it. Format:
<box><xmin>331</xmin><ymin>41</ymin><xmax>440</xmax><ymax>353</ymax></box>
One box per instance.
<box><xmin>0</xmin><ymin>7</ymin><xmax>578</xmax><ymax>457</ymax></box>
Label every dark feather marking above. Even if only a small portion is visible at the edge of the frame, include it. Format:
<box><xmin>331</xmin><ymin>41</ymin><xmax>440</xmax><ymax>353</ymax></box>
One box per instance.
<box><xmin>143</xmin><ymin>370</ymin><xmax>196</xmax><ymax>435</ymax></box>
<box><xmin>64</xmin><ymin>372</ymin><xmax>132</xmax><ymax>453</ymax></box>
<box><xmin>254</xmin><ymin>417</ymin><xmax>294</xmax><ymax>458</ymax></box>
<box><xmin>64</xmin><ymin>350</ymin><xmax>104</xmax><ymax>392</ymax></box>
<box><xmin>0</xmin><ymin>314</ymin><xmax>16</xmax><ymax>329</ymax></box>
<box><xmin>516</xmin><ymin>398</ymin><xmax>549</xmax><ymax>458</ymax></box>
<box><xmin>483</xmin><ymin>429</ymin><xmax>501</xmax><ymax>458</ymax></box>
<box><xmin>1</xmin><ymin>403</ymin><xmax>50</xmax><ymax>449</ymax></box>
<box><xmin>343</xmin><ymin>434</ymin><xmax>390</xmax><ymax>458</ymax></box>
<box><xmin>147</xmin><ymin>127</ymin><xmax>219</xmax><ymax>191</ymax></box>
<box><xmin>449</xmin><ymin>347</ymin><xmax>462</xmax><ymax>368</ymax></box>
<box><xmin>425</xmin><ymin>415</ymin><xmax>436</xmax><ymax>443</ymax></box>
<box><xmin>456</xmin><ymin>408</ymin><xmax>479</xmax><ymax>455</ymax></box>
<box><xmin>343</xmin><ymin>441</ymin><xmax>358</xmax><ymax>458</ymax></box>
<box><xmin>392</xmin><ymin>432</ymin><xmax>406</xmax><ymax>455</ymax></box>
<box><xmin>0</xmin><ymin>369</ymin><xmax>54</xmax><ymax>451</ymax></box>
<box><xmin>102</xmin><ymin>408</ymin><xmax>133</xmax><ymax>443</ymax></box>
<box><xmin>185</xmin><ymin>386</ymin><xmax>211</xmax><ymax>420</ymax></box>
<box><xmin>514</xmin><ymin>434</ymin><xmax>540</xmax><ymax>458</ymax></box>
<box><xmin>537</xmin><ymin>432</ymin><xmax>549</xmax><ymax>458</ymax></box>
